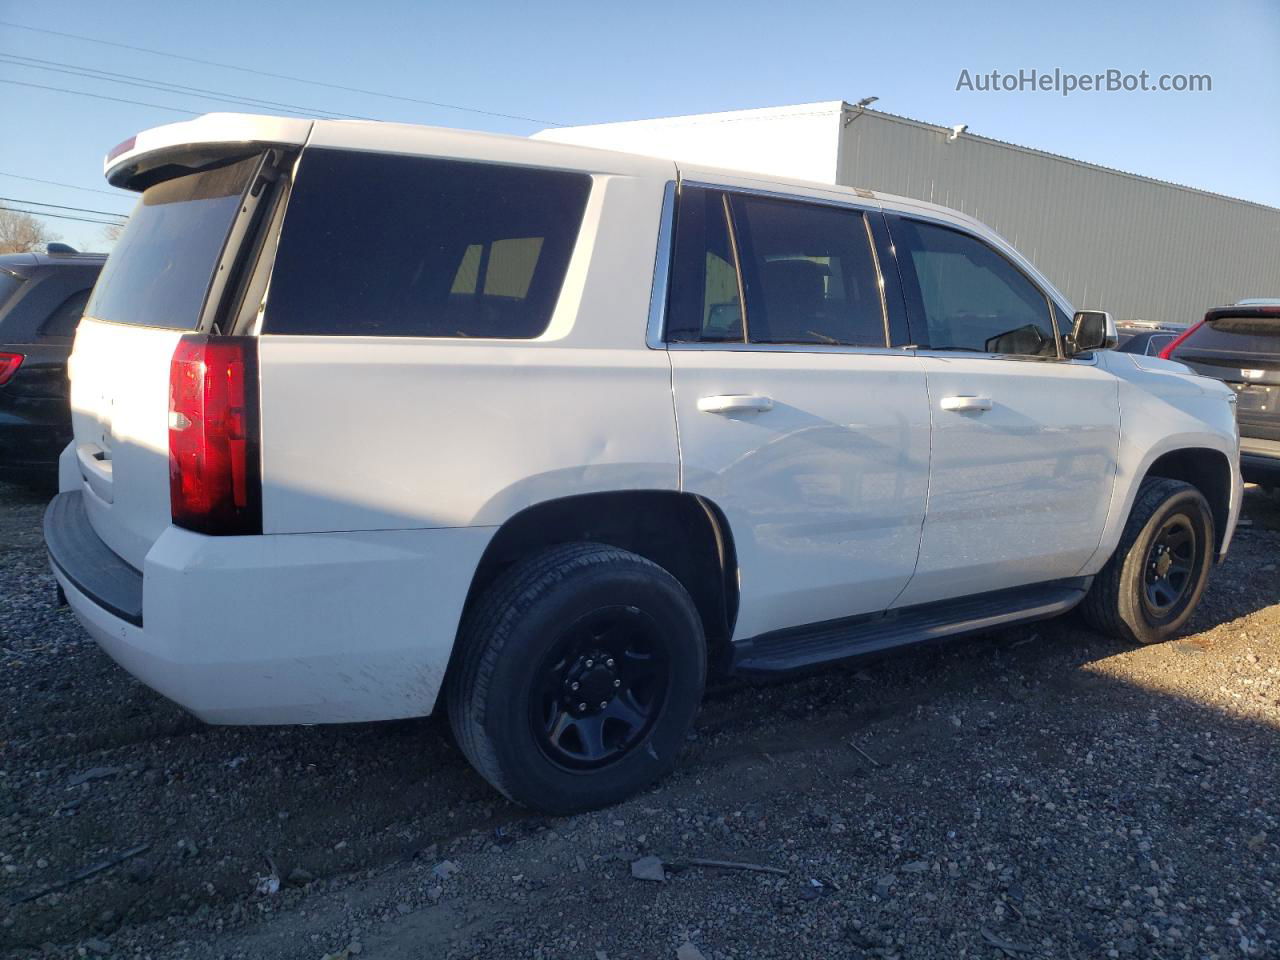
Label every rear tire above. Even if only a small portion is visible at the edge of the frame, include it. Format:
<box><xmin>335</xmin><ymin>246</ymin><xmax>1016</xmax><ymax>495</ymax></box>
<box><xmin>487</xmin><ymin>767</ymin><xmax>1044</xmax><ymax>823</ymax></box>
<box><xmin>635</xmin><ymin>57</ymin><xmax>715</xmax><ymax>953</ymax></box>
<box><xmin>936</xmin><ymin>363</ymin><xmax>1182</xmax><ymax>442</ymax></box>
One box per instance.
<box><xmin>1081</xmin><ymin>478</ymin><xmax>1214</xmax><ymax>644</ymax></box>
<box><xmin>448</xmin><ymin>542</ymin><xmax>706</xmax><ymax>814</ymax></box>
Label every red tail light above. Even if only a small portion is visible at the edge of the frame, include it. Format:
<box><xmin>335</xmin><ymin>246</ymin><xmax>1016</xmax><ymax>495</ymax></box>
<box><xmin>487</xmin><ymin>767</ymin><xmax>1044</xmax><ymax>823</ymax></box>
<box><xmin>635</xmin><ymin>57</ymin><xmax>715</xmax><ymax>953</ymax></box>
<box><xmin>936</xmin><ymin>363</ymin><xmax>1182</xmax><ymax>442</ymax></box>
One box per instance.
<box><xmin>1159</xmin><ymin>320</ymin><xmax>1203</xmax><ymax>360</ymax></box>
<box><xmin>0</xmin><ymin>352</ymin><xmax>22</xmax><ymax>386</ymax></box>
<box><xmin>168</xmin><ymin>336</ymin><xmax>261</xmax><ymax>535</ymax></box>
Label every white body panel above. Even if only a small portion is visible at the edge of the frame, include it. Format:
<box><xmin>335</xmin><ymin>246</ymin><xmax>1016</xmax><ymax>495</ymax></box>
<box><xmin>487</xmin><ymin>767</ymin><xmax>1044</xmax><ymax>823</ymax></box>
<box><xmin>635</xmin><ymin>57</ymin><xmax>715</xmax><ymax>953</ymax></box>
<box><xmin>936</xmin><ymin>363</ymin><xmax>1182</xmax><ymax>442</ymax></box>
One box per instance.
<box><xmin>259</xmin><ymin>340</ymin><xmax>678</xmax><ymax>533</ymax></box>
<box><xmin>256</xmin><ymin>162</ymin><xmax>679</xmax><ymax>534</ymax></box>
<box><xmin>895</xmin><ymin>356</ymin><xmax>1120</xmax><ymax>606</ymax></box>
<box><xmin>535</xmin><ymin>101</ymin><xmax>845</xmax><ymax>185</ymax></box>
<box><xmin>669</xmin><ymin>349</ymin><xmax>930</xmax><ymax>639</ymax></box>
<box><xmin>67</xmin><ymin>319</ymin><xmax>185</xmax><ymax>569</ymax></box>
<box><xmin>52</xmin><ymin>523</ymin><xmax>490</xmax><ymax>723</ymax></box>
<box><xmin>1084</xmin><ymin>352</ymin><xmax>1242</xmax><ymax>566</ymax></box>
<box><xmin>49</xmin><ymin>112</ymin><xmax>1242</xmax><ymax>729</ymax></box>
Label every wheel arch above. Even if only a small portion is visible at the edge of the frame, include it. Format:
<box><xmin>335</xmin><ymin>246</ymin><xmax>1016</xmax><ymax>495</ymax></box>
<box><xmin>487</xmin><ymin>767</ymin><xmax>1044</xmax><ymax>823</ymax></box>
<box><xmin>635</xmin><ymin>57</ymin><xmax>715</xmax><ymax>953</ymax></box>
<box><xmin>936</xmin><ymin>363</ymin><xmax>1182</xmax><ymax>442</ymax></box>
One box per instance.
<box><xmin>1142</xmin><ymin>446</ymin><xmax>1234</xmax><ymax>554</ymax></box>
<box><xmin>455</xmin><ymin>490</ymin><xmax>740</xmax><ymax>674</ymax></box>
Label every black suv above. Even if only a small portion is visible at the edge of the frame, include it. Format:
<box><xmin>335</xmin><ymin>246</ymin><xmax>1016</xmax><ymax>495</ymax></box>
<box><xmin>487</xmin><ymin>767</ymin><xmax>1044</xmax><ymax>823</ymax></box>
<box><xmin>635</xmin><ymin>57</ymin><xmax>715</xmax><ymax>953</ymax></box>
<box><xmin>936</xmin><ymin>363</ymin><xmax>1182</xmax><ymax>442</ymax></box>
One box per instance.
<box><xmin>0</xmin><ymin>249</ymin><xmax>105</xmax><ymax>485</ymax></box>
<box><xmin>1163</xmin><ymin>303</ymin><xmax>1280</xmax><ymax>488</ymax></box>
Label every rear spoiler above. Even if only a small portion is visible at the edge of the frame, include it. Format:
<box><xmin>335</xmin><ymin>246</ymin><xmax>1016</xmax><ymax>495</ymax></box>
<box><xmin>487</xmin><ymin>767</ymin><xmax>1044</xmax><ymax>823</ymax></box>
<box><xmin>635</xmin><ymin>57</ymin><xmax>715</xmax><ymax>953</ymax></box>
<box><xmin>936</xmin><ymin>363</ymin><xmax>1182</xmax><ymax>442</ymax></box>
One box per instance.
<box><xmin>1204</xmin><ymin>304</ymin><xmax>1280</xmax><ymax>323</ymax></box>
<box><xmin>105</xmin><ymin>113</ymin><xmax>313</xmax><ymax>190</ymax></box>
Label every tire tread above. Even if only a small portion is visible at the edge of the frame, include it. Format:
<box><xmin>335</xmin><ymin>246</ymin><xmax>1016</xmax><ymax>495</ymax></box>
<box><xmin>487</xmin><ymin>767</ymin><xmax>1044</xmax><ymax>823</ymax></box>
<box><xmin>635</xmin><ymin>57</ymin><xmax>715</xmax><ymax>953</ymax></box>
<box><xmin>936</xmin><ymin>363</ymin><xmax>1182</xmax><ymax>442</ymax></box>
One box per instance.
<box><xmin>1081</xmin><ymin>477</ymin><xmax>1207</xmax><ymax>643</ymax></box>
<box><xmin>447</xmin><ymin>542</ymin><xmax>678</xmax><ymax>804</ymax></box>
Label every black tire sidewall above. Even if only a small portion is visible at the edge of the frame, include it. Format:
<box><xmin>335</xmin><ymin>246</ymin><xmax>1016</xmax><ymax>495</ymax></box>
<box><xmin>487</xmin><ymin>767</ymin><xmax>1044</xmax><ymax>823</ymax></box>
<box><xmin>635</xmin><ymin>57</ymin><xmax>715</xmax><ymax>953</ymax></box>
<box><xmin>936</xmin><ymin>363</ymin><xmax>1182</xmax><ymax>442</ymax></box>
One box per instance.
<box><xmin>480</xmin><ymin>560</ymin><xmax>705</xmax><ymax>813</ymax></box>
<box><xmin>1118</xmin><ymin>488</ymin><xmax>1214</xmax><ymax>643</ymax></box>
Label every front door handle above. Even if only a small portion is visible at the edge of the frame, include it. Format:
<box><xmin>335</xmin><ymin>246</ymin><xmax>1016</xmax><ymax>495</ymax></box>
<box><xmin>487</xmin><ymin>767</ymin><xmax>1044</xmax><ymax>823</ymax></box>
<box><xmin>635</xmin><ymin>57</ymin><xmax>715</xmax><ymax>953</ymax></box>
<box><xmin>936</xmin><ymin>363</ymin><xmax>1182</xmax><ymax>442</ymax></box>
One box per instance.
<box><xmin>939</xmin><ymin>395</ymin><xmax>993</xmax><ymax>413</ymax></box>
<box><xmin>697</xmin><ymin>394</ymin><xmax>774</xmax><ymax>415</ymax></box>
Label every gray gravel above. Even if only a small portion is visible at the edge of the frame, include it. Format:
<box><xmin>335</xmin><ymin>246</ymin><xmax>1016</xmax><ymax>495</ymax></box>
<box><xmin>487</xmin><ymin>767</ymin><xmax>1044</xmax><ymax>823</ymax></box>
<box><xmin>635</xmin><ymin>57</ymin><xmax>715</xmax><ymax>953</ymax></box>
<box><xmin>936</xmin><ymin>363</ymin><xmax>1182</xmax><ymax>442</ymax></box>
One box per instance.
<box><xmin>1</xmin><ymin>480</ymin><xmax>1278</xmax><ymax>960</ymax></box>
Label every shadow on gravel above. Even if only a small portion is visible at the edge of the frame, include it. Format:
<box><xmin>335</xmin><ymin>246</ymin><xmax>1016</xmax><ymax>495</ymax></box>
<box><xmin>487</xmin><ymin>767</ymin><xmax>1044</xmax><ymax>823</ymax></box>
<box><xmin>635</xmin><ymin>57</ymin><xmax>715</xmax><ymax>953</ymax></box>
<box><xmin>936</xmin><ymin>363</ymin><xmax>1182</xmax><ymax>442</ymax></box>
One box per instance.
<box><xmin>1</xmin><ymin>486</ymin><xmax>1276</xmax><ymax>959</ymax></box>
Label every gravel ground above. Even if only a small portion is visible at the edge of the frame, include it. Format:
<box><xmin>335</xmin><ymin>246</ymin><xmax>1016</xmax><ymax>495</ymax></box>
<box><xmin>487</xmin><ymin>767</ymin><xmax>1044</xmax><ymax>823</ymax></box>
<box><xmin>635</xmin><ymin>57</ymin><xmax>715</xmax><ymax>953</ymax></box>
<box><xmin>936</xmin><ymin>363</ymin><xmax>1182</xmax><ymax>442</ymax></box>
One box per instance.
<box><xmin>1</xmin><ymin>481</ymin><xmax>1277</xmax><ymax>960</ymax></box>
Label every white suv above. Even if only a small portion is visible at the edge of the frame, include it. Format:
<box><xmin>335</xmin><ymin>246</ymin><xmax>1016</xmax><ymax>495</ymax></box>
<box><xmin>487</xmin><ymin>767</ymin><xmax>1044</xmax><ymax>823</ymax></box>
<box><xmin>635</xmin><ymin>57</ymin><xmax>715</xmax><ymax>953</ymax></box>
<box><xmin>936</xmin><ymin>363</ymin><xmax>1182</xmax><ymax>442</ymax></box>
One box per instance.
<box><xmin>46</xmin><ymin>114</ymin><xmax>1242</xmax><ymax>813</ymax></box>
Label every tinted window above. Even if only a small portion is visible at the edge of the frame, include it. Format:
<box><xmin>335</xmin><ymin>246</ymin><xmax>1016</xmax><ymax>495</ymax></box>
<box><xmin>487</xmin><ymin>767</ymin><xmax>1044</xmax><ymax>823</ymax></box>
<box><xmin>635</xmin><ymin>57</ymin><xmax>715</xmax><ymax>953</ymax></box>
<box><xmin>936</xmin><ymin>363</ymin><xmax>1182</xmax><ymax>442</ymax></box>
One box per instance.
<box><xmin>86</xmin><ymin>154</ymin><xmax>261</xmax><ymax>329</ymax></box>
<box><xmin>731</xmin><ymin>195</ymin><xmax>885</xmax><ymax>347</ymax></box>
<box><xmin>265</xmin><ymin>150</ymin><xmax>591</xmax><ymax>338</ymax></box>
<box><xmin>1181</xmin><ymin>316</ymin><xmax>1280</xmax><ymax>357</ymax></box>
<box><xmin>893</xmin><ymin>218</ymin><xmax>1056</xmax><ymax>357</ymax></box>
<box><xmin>666</xmin><ymin>187</ymin><xmax>742</xmax><ymax>343</ymax></box>
<box><xmin>41</xmin><ymin>287</ymin><xmax>92</xmax><ymax>338</ymax></box>
<box><xmin>0</xmin><ymin>270</ymin><xmax>24</xmax><ymax>312</ymax></box>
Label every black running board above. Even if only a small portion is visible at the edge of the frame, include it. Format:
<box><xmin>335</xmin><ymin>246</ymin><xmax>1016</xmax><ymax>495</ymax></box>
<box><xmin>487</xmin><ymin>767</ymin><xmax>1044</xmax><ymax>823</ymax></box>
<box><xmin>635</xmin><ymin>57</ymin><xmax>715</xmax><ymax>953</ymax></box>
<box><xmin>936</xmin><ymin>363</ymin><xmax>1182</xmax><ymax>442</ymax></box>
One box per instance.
<box><xmin>730</xmin><ymin>577</ymin><xmax>1092</xmax><ymax>675</ymax></box>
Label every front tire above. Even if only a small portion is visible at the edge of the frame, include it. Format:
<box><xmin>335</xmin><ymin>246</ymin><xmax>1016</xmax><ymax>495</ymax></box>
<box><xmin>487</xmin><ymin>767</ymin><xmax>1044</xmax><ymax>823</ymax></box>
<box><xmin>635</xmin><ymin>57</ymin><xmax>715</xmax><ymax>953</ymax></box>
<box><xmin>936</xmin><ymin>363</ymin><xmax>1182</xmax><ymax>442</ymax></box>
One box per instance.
<box><xmin>448</xmin><ymin>542</ymin><xmax>706</xmax><ymax>814</ymax></box>
<box><xmin>1081</xmin><ymin>478</ymin><xmax>1214</xmax><ymax>644</ymax></box>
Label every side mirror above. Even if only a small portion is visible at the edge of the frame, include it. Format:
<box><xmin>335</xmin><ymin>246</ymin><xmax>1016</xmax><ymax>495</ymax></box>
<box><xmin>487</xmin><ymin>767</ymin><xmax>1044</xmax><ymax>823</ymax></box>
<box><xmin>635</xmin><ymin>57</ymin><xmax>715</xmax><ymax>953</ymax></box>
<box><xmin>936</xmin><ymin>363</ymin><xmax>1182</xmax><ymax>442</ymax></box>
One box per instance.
<box><xmin>1067</xmin><ymin>310</ymin><xmax>1118</xmax><ymax>355</ymax></box>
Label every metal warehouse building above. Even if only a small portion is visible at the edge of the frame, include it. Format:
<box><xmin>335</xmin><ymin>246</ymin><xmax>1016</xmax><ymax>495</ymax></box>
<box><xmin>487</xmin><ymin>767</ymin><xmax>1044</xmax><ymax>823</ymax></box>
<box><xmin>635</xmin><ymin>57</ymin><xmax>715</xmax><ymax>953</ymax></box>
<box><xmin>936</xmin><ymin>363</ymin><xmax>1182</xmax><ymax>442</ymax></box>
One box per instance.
<box><xmin>539</xmin><ymin>102</ymin><xmax>1280</xmax><ymax>327</ymax></box>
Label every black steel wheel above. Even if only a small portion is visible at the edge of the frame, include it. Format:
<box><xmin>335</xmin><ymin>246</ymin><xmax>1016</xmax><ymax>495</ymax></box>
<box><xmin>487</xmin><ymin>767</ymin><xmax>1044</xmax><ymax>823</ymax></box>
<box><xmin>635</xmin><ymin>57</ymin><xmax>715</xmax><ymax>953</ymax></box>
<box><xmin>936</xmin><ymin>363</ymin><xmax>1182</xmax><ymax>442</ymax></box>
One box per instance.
<box><xmin>1141</xmin><ymin>514</ymin><xmax>1198</xmax><ymax>617</ymax></box>
<box><xmin>1081</xmin><ymin>477</ymin><xmax>1215</xmax><ymax>644</ymax></box>
<box><xmin>530</xmin><ymin>605</ymin><xmax>670</xmax><ymax>770</ymax></box>
<box><xmin>448</xmin><ymin>543</ymin><xmax>705</xmax><ymax>813</ymax></box>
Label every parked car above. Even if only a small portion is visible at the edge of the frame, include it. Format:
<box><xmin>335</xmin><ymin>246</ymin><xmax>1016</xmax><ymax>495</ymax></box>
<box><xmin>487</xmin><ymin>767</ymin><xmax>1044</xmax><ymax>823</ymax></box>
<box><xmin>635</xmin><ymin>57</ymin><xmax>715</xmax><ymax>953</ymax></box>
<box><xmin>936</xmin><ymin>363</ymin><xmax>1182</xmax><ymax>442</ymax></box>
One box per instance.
<box><xmin>45</xmin><ymin>114</ymin><xmax>1242</xmax><ymax>813</ymax></box>
<box><xmin>1162</xmin><ymin>303</ymin><xmax>1280</xmax><ymax>488</ymax></box>
<box><xmin>0</xmin><ymin>248</ymin><xmax>104</xmax><ymax>485</ymax></box>
<box><xmin>1115</xmin><ymin>321</ymin><xmax>1183</xmax><ymax>357</ymax></box>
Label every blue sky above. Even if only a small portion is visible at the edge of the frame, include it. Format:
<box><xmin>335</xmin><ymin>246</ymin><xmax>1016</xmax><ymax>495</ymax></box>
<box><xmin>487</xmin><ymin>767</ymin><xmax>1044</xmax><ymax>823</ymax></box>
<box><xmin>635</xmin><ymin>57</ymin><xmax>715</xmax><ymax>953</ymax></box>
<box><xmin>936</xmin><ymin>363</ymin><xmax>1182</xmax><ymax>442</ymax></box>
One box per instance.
<box><xmin>2</xmin><ymin>0</ymin><xmax>1277</xmax><ymax>251</ymax></box>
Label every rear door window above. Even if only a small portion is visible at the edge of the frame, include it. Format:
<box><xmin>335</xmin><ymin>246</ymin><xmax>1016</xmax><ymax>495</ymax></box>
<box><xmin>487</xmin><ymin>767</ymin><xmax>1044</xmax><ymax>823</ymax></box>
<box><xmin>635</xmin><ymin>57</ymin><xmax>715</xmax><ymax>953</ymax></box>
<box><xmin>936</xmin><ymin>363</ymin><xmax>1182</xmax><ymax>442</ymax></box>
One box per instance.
<box><xmin>729</xmin><ymin>195</ymin><xmax>886</xmax><ymax>347</ymax></box>
<box><xmin>85</xmin><ymin>153</ymin><xmax>263</xmax><ymax>330</ymax></box>
<box><xmin>264</xmin><ymin>150</ymin><xmax>591</xmax><ymax>338</ymax></box>
<box><xmin>666</xmin><ymin>187</ymin><xmax>743</xmax><ymax>343</ymax></box>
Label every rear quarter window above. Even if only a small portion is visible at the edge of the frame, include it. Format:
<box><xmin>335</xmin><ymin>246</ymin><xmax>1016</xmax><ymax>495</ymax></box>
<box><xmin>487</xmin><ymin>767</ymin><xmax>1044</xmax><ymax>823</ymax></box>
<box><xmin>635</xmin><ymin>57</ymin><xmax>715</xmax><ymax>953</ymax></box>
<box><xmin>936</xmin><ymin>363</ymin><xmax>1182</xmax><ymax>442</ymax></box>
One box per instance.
<box><xmin>264</xmin><ymin>150</ymin><xmax>592</xmax><ymax>339</ymax></box>
<box><xmin>0</xmin><ymin>270</ymin><xmax>24</xmax><ymax>314</ymax></box>
<box><xmin>40</xmin><ymin>287</ymin><xmax>93</xmax><ymax>339</ymax></box>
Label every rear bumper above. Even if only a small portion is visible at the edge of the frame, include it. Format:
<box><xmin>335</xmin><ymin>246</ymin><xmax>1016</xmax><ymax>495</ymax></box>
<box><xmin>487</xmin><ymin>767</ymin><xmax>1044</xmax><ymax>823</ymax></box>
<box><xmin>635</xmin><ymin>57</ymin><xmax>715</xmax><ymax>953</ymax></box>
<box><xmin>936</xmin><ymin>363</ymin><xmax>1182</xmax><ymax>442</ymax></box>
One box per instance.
<box><xmin>45</xmin><ymin>492</ymin><xmax>493</xmax><ymax>724</ymax></box>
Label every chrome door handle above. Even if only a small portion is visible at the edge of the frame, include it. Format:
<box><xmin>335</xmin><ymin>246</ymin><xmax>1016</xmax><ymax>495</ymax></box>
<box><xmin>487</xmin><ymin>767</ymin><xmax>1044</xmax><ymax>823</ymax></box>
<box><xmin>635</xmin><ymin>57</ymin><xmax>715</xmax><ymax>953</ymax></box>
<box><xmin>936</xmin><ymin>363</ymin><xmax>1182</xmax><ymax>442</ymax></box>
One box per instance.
<box><xmin>697</xmin><ymin>394</ymin><xmax>774</xmax><ymax>415</ymax></box>
<box><xmin>939</xmin><ymin>395</ymin><xmax>993</xmax><ymax>413</ymax></box>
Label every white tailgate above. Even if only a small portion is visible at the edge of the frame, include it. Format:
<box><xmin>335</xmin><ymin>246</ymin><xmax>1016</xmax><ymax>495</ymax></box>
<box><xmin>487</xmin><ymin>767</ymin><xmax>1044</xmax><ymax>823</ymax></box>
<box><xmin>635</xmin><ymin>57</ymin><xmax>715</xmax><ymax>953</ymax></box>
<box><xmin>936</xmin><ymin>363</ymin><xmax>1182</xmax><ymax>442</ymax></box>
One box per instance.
<box><xmin>69</xmin><ymin>318</ymin><xmax>183</xmax><ymax>568</ymax></box>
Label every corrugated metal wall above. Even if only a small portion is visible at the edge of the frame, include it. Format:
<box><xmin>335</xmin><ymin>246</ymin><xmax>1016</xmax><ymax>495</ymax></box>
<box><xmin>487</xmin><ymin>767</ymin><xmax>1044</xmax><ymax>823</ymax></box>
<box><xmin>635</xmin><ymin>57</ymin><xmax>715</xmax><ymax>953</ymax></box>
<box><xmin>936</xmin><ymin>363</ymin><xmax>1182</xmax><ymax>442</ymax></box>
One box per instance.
<box><xmin>837</xmin><ymin>109</ymin><xmax>1280</xmax><ymax>325</ymax></box>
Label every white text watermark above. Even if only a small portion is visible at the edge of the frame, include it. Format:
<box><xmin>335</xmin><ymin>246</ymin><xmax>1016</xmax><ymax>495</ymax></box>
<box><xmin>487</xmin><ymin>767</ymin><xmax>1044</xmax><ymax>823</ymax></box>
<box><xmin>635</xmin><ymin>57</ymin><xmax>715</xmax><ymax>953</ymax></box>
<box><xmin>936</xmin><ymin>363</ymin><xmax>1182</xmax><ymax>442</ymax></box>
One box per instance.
<box><xmin>956</xmin><ymin>68</ymin><xmax>1212</xmax><ymax>96</ymax></box>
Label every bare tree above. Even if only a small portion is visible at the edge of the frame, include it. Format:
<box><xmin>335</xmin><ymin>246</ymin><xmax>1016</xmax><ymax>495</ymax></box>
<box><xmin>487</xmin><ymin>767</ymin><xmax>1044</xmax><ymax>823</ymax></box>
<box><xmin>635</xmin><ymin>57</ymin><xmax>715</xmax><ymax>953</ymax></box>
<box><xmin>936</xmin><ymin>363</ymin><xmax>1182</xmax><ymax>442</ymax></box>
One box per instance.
<box><xmin>0</xmin><ymin>204</ymin><xmax>57</xmax><ymax>254</ymax></box>
<box><xmin>101</xmin><ymin>220</ymin><xmax>127</xmax><ymax>246</ymax></box>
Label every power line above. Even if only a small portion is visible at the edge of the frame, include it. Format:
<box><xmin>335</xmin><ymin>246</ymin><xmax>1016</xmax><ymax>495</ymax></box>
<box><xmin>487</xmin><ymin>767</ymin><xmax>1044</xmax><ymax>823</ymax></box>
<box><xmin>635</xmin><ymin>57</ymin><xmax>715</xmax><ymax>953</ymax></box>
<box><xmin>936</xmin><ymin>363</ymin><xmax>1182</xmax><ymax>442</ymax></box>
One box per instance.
<box><xmin>0</xmin><ymin>78</ymin><xmax>198</xmax><ymax>114</ymax></box>
<box><xmin>2</xmin><ymin>206</ymin><xmax>122</xmax><ymax>226</ymax></box>
<box><xmin>0</xmin><ymin>172</ymin><xmax>127</xmax><ymax>198</ymax></box>
<box><xmin>0</xmin><ymin>197</ymin><xmax>127</xmax><ymax>218</ymax></box>
<box><xmin>0</xmin><ymin>19</ymin><xmax>563</xmax><ymax>126</ymax></box>
<box><xmin>0</xmin><ymin>53</ymin><xmax>375</xmax><ymax>120</ymax></box>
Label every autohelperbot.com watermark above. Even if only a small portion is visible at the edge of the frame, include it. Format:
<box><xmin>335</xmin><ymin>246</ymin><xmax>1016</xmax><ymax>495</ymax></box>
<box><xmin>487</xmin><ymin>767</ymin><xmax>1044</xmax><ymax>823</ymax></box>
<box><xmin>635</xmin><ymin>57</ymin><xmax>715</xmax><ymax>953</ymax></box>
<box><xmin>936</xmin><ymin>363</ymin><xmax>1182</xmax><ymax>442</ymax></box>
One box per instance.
<box><xmin>956</xmin><ymin>68</ymin><xmax>1212</xmax><ymax>96</ymax></box>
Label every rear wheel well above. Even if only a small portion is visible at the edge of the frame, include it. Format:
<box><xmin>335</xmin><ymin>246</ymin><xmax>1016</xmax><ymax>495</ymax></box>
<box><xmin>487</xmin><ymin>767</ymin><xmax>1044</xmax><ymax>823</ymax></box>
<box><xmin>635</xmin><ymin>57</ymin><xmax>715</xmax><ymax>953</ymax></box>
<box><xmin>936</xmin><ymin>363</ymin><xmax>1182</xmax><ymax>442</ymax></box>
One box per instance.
<box><xmin>1143</xmin><ymin>448</ymin><xmax>1233</xmax><ymax>553</ymax></box>
<box><xmin>459</xmin><ymin>491</ymin><xmax>739</xmax><ymax>673</ymax></box>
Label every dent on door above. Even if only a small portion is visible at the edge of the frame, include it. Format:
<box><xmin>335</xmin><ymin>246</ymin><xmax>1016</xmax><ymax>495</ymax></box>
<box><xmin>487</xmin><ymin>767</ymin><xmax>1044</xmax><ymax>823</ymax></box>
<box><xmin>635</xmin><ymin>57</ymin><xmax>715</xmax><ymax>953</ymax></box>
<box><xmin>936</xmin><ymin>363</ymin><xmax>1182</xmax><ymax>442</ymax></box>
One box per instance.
<box><xmin>672</xmin><ymin>350</ymin><xmax>931</xmax><ymax>640</ymax></box>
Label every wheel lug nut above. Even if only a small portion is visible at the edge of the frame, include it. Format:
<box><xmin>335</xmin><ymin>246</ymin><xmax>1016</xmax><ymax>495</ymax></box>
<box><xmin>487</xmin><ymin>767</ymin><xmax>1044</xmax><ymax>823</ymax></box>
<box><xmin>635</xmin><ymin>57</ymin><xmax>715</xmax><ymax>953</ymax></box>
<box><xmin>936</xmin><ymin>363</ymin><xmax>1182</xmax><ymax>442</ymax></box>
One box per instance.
<box><xmin>571</xmin><ymin>682</ymin><xmax>579</xmax><ymax>691</ymax></box>
<box><xmin>613</xmin><ymin>679</ymin><xmax>621</xmax><ymax>687</ymax></box>
<box><xmin>606</xmin><ymin>658</ymin><xmax>615</xmax><ymax>668</ymax></box>
<box><xmin>599</xmin><ymin>701</ymin><xmax>608</xmax><ymax>709</ymax></box>
<box><xmin>586</xmin><ymin>659</ymin><xmax>594</xmax><ymax>668</ymax></box>
<box><xmin>578</xmin><ymin>702</ymin><xmax>587</xmax><ymax>711</ymax></box>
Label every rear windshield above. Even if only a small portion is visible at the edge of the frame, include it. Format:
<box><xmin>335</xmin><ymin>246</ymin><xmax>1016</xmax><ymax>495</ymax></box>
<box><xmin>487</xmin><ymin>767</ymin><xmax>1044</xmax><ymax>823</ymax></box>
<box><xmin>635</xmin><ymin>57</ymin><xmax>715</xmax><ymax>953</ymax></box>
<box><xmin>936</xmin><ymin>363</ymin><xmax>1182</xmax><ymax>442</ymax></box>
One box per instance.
<box><xmin>263</xmin><ymin>149</ymin><xmax>591</xmax><ymax>338</ymax></box>
<box><xmin>85</xmin><ymin>154</ymin><xmax>261</xmax><ymax>329</ymax></box>
<box><xmin>1181</xmin><ymin>315</ymin><xmax>1280</xmax><ymax>357</ymax></box>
